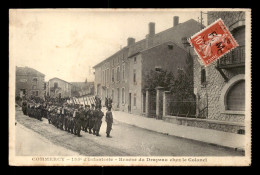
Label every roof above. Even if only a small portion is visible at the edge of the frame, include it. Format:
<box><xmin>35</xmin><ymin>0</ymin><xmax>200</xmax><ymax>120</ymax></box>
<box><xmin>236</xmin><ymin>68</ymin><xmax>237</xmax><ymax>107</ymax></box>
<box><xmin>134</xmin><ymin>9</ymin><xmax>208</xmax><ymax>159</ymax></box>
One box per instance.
<box><xmin>128</xmin><ymin>41</ymin><xmax>188</xmax><ymax>58</ymax></box>
<box><xmin>49</xmin><ymin>77</ymin><xmax>73</xmax><ymax>85</ymax></box>
<box><xmin>93</xmin><ymin>19</ymin><xmax>201</xmax><ymax>69</ymax></box>
<box><xmin>93</xmin><ymin>47</ymin><xmax>129</xmax><ymax>68</ymax></box>
<box><xmin>16</xmin><ymin>66</ymin><xmax>45</xmax><ymax>77</ymax></box>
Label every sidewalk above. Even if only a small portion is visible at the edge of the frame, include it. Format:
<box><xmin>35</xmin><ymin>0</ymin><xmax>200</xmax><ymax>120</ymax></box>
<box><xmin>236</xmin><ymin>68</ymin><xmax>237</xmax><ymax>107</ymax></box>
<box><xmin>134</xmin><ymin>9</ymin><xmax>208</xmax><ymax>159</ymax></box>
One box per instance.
<box><xmin>111</xmin><ymin>110</ymin><xmax>245</xmax><ymax>151</ymax></box>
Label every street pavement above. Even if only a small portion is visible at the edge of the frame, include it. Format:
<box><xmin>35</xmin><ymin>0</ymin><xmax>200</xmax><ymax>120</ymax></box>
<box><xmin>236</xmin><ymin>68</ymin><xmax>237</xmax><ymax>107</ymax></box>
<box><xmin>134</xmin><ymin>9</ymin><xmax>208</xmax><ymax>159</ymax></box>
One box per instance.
<box><xmin>16</xmin><ymin>122</ymin><xmax>79</xmax><ymax>156</ymax></box>
<box><xmin>112</xmin><ymin>110</ymin><xmax>245</xmax><ymax>151</ymax></box>
<box><xmin>15</xmin><ymin>107</ymin><xmax>244</xmax><ymax>156</ymax></box>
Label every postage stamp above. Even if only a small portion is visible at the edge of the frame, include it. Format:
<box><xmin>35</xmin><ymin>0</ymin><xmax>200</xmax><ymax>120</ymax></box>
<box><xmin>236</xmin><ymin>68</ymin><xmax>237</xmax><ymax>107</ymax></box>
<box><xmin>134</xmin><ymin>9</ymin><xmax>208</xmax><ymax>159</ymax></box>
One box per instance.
<box><xmin>9</xmin><ymin>8</ymin><xmax>251</xmax><ymax>166</ymax></box>
<box><xmin>189</xmin><ymin>18</ymin><xmax>239</xmax><ymax>66</ymax></box>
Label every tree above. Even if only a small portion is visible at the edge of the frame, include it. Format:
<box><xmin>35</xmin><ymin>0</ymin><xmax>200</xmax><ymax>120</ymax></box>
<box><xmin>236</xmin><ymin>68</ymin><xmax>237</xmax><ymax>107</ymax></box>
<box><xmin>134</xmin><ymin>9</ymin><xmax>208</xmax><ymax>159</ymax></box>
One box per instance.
<box><xmin>144</xmin><ymin>66</ymin><xmax>194</xmax><ymax>101</ymax></box>
<box><xmin>144</xmin><ymin>69</ymin><xmax>175</xmax><ymax>95</ymax></box>
<box><xmin>170</xmin><ymin>69</ymin><xmax>194</xmax><ymax>101</ymax></box>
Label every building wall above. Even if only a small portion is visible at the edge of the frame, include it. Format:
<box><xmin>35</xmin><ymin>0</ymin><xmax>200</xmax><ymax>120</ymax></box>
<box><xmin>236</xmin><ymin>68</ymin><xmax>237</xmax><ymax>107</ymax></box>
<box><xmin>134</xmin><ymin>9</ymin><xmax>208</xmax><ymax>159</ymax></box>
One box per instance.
<box><xmin>94</xmin><ymin>48</ymin><xmax>129</xmax><ymax>111</ymax></box>
<box><xmin>16</xmin><ymin>69</ymin><xmax>45</xmax><ymax>98</ymax></box>
<box><xmin>49</xmin><ymin>78</ymin><xmax>72</xmax><ymax>98</ymax></box>
<box><xmin>128</xmin><ymin>54</ymin><xmax>143</xmax><ymax>114</ymax></box>
<box><xmin>141</xmin><ymin>42</ymin><xmax>190</xmax><ymax>86</ymax></box>
<box><xmin>193</xmin><ymin>11</ymin><xmax>246</xmax><ymax>125</ymax></box>
<box><xmin>94</xmin><ymin>18</ymin><xmax>202</xmax><ymax>114</ymax></box>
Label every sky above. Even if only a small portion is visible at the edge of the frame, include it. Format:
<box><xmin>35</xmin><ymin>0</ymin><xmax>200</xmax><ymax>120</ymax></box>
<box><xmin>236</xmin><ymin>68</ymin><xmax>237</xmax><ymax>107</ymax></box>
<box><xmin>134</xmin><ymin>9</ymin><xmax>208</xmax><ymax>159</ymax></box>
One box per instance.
<box><xmin>10</xmin><ymin>9</ymin><xmax>208</xmax><ymax>82</ymax></box>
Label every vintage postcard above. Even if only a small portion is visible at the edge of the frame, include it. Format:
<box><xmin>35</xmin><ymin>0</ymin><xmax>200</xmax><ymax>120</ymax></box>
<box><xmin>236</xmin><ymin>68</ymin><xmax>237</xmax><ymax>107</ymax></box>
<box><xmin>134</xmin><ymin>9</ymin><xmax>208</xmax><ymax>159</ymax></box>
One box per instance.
<box><xmin>9</xmin><ymin>8</ymin><xmax>251</xmax><ymax>166</ymax></box>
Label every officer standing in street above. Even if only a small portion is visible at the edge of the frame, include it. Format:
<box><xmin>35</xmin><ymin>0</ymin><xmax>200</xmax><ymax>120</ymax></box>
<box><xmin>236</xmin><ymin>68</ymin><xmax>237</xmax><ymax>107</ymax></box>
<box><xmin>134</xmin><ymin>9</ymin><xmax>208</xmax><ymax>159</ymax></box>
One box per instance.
<box><xmin>105</xmin><ymin>106</ymin><xmax>113</xmax><ymax>138</ymax></box>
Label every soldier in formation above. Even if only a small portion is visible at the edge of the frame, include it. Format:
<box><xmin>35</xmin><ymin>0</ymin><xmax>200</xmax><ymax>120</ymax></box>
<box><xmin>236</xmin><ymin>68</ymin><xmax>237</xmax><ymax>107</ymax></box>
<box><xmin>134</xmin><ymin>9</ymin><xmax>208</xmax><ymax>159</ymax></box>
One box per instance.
<box><xmin>21</xmin><ymin>96</ymin><xmax>113</xmax><ymax>138</ymax></box>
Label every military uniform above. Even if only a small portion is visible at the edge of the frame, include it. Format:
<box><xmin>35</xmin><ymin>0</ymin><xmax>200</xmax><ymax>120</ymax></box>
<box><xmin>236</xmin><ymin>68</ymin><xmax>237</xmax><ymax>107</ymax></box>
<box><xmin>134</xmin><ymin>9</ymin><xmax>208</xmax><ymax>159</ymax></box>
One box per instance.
<box><xmin>73</xmin><ymin>109</ymin><xmax>81</xmax><ymax>136</ymax></box>
<box><xmin>22</xmin><ymin>101</ymin><xmax>27</xmax><ymax>115</ymax></box>
<box><xmin>27</xmin><ymin>104</ymin><xmax>31</xmax><ymax>117</ymax></box>
<box><xmin>83</xmin><ymin>106</ymin><xmax>90</xmax><ymax>132</ymax></box>
<box><xmin>94</xmin><ymin>109</ymin><xmax>104</xmax><ymax>136</ymax></box>
<box><xmin>64</xmin><ymin>107</ymin><xmax>69</xmax><ymax>131</ymax></box>
<box><xmin>47</xmin><ymin>106</ymin><xmax>52</xmax><ymax>124</ymax></box>
<box><xmin>105</xmin><ymin>110</ymin><xmax>113</xmax><ymax>137</ymax></box>
<box><xmin>68</xmin><ymin>110</ymin><xmax>75</xmax><ymax>134</ymax></box>
<box><xmin>88</xmin><ymin>106</ymin><xmax>95</xmax><ymax>134</ymax></box>
<box><xmin>59</xmin><ymin>107</ymin><xmax>66</xmax><ymax>130</ymax></box>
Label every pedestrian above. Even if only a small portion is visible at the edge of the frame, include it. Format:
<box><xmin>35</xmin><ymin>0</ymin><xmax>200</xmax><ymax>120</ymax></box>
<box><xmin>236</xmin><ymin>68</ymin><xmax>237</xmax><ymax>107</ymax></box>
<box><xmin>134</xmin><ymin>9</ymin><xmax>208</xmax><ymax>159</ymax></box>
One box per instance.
<box><xmin>105</xmin><ymin>106</ymin><xmax>113</xmax><ymax>138</ymax></box>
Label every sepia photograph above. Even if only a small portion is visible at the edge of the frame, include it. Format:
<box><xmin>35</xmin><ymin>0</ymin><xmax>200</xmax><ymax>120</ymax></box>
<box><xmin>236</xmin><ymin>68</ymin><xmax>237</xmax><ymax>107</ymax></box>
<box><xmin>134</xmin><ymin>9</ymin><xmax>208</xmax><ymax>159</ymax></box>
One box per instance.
<box><xmin>9</xmin><ymin>8</ymin><xmax>251</xmax><ymax>166</ymax></box>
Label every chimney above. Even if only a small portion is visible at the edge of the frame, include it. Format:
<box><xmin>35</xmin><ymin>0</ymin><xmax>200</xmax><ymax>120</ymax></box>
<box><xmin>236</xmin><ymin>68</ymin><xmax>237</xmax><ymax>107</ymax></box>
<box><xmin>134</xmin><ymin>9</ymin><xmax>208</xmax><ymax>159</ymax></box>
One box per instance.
<box><xmin>148</xmin><ymin>22</ymin><xmax>155</xmax><ymax>36</ymax></box>
<box><xmin>174</xmin><ymin>16</ymin><xmax>179</xmax><ymax>27</ymax></box>
<box><xmin>127</xmin><ymin>37</ymin><xmax>135</xmax><ymax>46</ymax></box>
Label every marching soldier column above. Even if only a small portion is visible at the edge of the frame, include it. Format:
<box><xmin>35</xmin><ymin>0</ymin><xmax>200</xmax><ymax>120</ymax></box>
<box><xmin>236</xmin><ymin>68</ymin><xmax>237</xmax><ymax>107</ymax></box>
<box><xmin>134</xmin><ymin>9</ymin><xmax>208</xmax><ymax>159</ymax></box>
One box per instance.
<box><xmin>20</xmin><ymin>96</ymin><xmax>113</xmax><ymax>138</ymax></box>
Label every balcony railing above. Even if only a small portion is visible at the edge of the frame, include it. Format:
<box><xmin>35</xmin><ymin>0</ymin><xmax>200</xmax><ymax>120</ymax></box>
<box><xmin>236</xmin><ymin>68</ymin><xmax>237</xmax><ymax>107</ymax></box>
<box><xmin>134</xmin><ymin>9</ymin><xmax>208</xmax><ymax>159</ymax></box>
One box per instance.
<box><xmin>218</xmin><ymin>45</ymin><xmax>245</xmax><ymax>68</ymax></box>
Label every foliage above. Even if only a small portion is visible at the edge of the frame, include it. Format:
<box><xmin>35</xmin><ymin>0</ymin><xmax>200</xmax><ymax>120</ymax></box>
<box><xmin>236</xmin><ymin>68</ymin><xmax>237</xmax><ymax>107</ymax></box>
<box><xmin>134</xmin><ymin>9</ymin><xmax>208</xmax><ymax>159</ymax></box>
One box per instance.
<box><xmin>144</xmin><ymin>69</ymin><xmax>175</xmax><ymax>95</ymax></box>
<box><xmin>169</xmin><ymin>69</ymin><xmax>194</xmax><ymax>101</ymax></box>
<box><xmin>144</xmin><ymin>66</ymin><xmax>194</xmax><ymax>101</ymax></box>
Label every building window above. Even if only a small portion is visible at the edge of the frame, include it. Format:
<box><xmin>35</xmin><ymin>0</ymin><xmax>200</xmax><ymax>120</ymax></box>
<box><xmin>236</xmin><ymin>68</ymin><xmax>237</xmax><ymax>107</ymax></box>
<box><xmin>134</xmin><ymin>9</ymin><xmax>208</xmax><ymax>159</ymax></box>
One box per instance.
<box><xmin>133</xmin><ymin>69</ymin><xmax>136</xmax><ymax>83</ymax></box>
<box><xmin>118</xmin><ymin>57</ymin><xmax>120</xmax><ymax>64</ymax></box>
<box><xmin>107</xmin><ymin>69</ymin><xmax>110</xmax><ymax>82</ymax></box>
<box><xmin>106</xmin><ymin>88</ymin><xmax>109</xmax><ymax>98</ymax></box>
<box><xmin>133</xmin><ymin>94</ymin><xmax>136</xmax><ymax>106</ymax></box>
<box><xmin>105</xmin><ymin>70</ymin><xmax>107</xmax><ymax>83</ymax></box>
<box><xmin>226</xmin><ymin>80</ymin><xmax>245</xmax><ymax>111</ymax></box>
<box><xmin>32</xmin><ymin>85</ymin><xmax>36</xmax><ymax>90</ymax></box>
<box><xmin>122</xmin><ymin>88</ymin><xmax>125</xmax><ymax>104</ymax></box>
<box><xmin>102</xmin><ymin>71</ymin><xmax>105</xmax><ymax>84</ymax></box>
<box><xmin>54</xmin><ymin>82</ymin><xmax>58</xmax><ymax>88</ymax></box>
<box><xmin>111</xmin><ymin>89</ymin><xmax>114</xmax><ymax>100</ymax></box>
<box><xmin>111</xmin><ymin>69</ymin><xmax>114</xmax><ymax>82</ymax></box>
<box><xmin>122</xmin><ymin>64</ymin><xmax>125</xmax><ymax>80</ymax></box>
<box><xmin>168</xmin><ymin>44</ymin><xmax>173</xmax><ymax>50</ymax></box>
<box><xmin>32</xmin><ymin>78</ymin><xmax>38</xmax><ymax>85</ymax></box>
<box><xmin>117</xmin><ymin>66</ymin><xmax>120</xmax><ymax>81</ymax></box>
<box><xmin>117</xmin><ymin>88</ymin><xmax>120</xmax><ymax>108</ymax></box>
<box><xmin>201</xmin><ymin>68</ymin><xmax>206</xmax><ymax>85</ymax></box>
<box><xmin>134</xmin><ymin>57</ymin><xmax>137</xmax><ymax>63</ymax></box>
<box><xmin>114</xmin><ymin>69</ymin><xmax>116</xmax><ymax>82</ymax></box>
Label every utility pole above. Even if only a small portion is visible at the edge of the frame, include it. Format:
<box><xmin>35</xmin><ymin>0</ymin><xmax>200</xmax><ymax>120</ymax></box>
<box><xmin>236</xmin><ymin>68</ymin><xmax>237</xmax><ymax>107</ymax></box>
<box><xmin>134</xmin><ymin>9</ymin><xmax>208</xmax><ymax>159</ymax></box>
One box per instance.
<box><xmin>198</xmin><ymin>11</ymin><xmax>205</xmax><ymax>30</ymax></box>
<box><xmin>201</xmin><ymin>11</ymin><xmax>203</xmax><ymax>29</ymax></box>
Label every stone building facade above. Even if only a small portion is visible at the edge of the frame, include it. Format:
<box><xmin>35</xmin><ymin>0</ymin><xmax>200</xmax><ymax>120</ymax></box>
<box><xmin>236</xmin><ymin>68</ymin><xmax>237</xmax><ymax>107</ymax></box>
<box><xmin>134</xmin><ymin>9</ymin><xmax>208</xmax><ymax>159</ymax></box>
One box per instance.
<box><xmin>48</xmin><ymin>77</ymin><xmax>72</xmax><ymax>98</ymax></box>
<box><xmin>16</xmin><ymin>66</ymin><xmax>45</xmax><ymax>98</ymax></box>
<box><xmin>192</xmin><ymin>11</ymin><xmax>246</xmax><ymax>133</ymax></box>
<box><xmin>93</xmin><ymin>16</ymin><xmax>202</xmax><ymax>115</ymax></box>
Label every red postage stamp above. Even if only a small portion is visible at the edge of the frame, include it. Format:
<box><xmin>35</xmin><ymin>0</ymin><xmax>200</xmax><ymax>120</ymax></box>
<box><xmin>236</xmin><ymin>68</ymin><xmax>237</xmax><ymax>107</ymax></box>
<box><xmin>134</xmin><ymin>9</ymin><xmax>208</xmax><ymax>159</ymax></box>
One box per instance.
<box><xmin>188</xmin><ymin>18</ymin><xmax>239</xmax><ymax>66</ymax></box>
